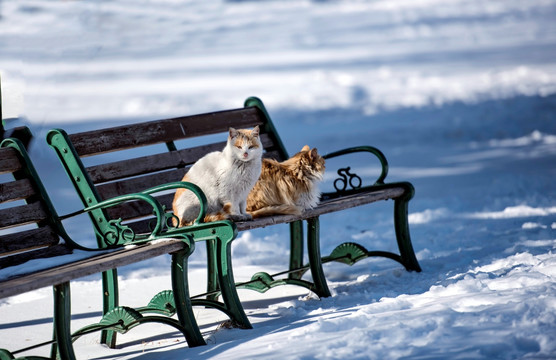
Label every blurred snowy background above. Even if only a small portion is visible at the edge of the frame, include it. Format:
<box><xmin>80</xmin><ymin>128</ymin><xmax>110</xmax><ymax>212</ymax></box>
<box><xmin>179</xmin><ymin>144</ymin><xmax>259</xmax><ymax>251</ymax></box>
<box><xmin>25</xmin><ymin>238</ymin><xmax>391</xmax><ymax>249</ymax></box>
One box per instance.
<box><xmin>1</xmin><ymin>1</ymin><xmax>556</xmax><ymax>359</ymax></box>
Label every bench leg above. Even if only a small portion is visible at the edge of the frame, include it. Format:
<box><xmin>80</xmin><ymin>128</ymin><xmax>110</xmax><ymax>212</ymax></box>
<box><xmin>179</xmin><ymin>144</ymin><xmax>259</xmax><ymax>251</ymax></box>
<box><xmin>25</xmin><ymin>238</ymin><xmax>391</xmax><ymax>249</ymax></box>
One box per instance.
<box><xmin>171</xmin><ymin>250</ymin><xmax>206</xmax><ymax>347</ymax></box>
<box><xmin>206</xmin><ymin>240</ymin><xmax>219</xmax><ymax>302</ymax></box>
<box><xmin>216</xmin><ymin>238</ymin><xmax>252</xmax><ymax>329</ymax></box>
<box><xmin>53</xmin><ymin>282</ymin><xmax>76</xmax><ymax>360</ymax></box>
<box><xmin>100</xmin><ymin>269</ymin><xmax>119</xmax><ymax>348</ymax></box>
<box><xmin>394</xmin><ymin>183</ymin><xmax>422</xmax><ymax>272</ymax></box>
<box><xmin>288</xmin><ymin>221</ymin><xmax>304</xmax><ymax>280</ymax></box>
<box><xmin>306</xmin><ymin>217</ymin><xmax>332</xmax><ymax>298</ymax></box>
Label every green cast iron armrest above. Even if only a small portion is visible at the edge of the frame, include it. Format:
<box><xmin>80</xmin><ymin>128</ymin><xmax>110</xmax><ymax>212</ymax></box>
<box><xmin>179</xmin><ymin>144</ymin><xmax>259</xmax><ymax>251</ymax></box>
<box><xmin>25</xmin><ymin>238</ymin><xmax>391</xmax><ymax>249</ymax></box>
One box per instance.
<box><xmin>323</xmin><ymin>146</ymin><xmax>389</xmax><ymax>185</ymax></box>
<box><xmin>84</xmin><ymin>192</ymin><xmax>166</xmax><ymax>238</ymax></box>
<box><xmin>58</xmin><ymin>192</ymin><xmax>169</xmax><ymax>250</ymax></box>
<box><xmin>140</xmin><ymin>181</ymin><xmax>208</xmax><ymax>226</ymax></box>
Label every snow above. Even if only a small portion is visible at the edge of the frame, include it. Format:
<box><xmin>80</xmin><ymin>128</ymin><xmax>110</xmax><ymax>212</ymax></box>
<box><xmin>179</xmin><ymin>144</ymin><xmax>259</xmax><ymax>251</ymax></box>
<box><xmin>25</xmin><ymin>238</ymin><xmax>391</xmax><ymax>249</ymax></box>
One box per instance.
<box><xmin>1</xmin><ymin>0</ymin><xmax>556</xmax><ymax>359</ymax></box>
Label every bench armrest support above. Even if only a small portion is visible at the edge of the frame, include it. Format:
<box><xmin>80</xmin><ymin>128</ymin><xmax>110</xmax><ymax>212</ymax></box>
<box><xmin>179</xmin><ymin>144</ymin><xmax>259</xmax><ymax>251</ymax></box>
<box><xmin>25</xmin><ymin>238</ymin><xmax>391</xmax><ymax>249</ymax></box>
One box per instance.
<box><xmin>140</xmin><ymin>181</ymin><xmax>208</xmax><ymax>226</ymax></box>
<box><xmin>323</xmin><ymin>146</ymin><xmax>389</xmax><ymax>186</ymax></box>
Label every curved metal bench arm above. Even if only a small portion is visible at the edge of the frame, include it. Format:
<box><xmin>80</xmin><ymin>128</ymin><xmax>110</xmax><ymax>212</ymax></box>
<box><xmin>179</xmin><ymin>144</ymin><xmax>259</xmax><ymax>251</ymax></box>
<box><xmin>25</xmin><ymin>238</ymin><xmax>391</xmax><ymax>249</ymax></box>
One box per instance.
<box><xmin>323</xmin><ymin>146</ymin><xmax>389</xmax><ymax>185</ymax></box>
<box><xmin>140</xmin><ymin>181</ymin><xmax>208</xmax><ymax>226</ymax></box>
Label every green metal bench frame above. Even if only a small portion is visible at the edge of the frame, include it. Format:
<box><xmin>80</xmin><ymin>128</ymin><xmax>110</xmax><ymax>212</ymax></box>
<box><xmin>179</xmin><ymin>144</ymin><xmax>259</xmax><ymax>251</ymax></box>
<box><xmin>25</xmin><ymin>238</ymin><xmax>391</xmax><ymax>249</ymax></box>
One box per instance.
<box><xmin>45</xmin><ymin>97</ymin><xmax>421</xmax><ymax>327</ymax></box>
<box><xmin>0</xmin><ymin>136</ymin><xmax>219</xmax><ymax>359</ymax></box>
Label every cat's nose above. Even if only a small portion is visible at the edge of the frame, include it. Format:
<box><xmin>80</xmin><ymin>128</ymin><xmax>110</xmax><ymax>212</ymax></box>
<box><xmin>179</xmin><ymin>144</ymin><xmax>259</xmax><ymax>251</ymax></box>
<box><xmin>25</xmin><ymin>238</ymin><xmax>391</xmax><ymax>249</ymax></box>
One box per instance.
<box><xmin>243</xmin><ymin>152</ymin><xmax>249</xmax><ymax>158</ymax></box>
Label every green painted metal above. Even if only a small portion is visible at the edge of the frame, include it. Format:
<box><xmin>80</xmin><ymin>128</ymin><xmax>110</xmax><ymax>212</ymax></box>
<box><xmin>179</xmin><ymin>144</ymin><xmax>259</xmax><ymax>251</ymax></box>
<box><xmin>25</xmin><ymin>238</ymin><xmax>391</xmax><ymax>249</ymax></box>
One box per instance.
<box><xmin>288</xmin><ymin>221</ymin><xmax>304</xmax><ymax>280</ymax></box>
<box><xmin>393</xmin><ymin>182</ymin><xmax>422</xmax><ymax>272</ymax></box>
<box><xmin>214</xmin><ymin>233</ymin><xmax>252</xmax><ymax>329</ymax></box>
<box><xmin>324</xmin><ymin>242</ymin><xmax>369</xmax><ymax>266</ymax></box>
<box><xmin>244</xmin><ymin>96</ymin><xmax>289</xmax><ymax>160</ymax></box>
<box><xmin>318</xmin><ymin>146</ymin><xmax>421</xmax><ymax>273</ymax></box>
<box><xmin>100</xmin><ymin>269</ymin><xmax>119</xmax><ymax>348</ymax></box>
<box><xmin>170</xmin><ymin>250</ymin><xmax>206</xmax><ymax>347</ymax></box>
<box><xmin>47</xmin><ymin>127</ymin><xmax>252</xmax><ymax>337</ymax></box>
<box><xmin>72</xmin><ymin>306</ymin><xmax>198</xmax><ymax>342</ymax></box>
<box><xmin>40</xmin><ymin>96</ymin><xmax>421</xmax><ymax>353</ymax></box>
<box><xmin>2</xmin><ymin>136</ymin><xmax>205</xmax><ymax>356</ymax></box>
<box><xmin>71</xmin><ymin>245</ymin><xmax>206</xmax><ymax>348</ymax></box>
<box><xmin>139</xmin><ymin>290</ymin><xmax>177</xmax><ymax>316</ymax></box>
<box><xmin>53</xmin><ymin>282</ymin><xmax>76</xmax><ymax>360</ymax></box>
<box><xmin>3</xmin><ymin>137</ymin><xmax>205</xmax><ymax>353</ymax></box>
<box><xmin>46</xmin><ymin>129</ymin><xmax>113</xmax><ymax>249</ymax></box>
<box><xmin>236</xmin><ymin>271</ymin><xmax>317</xmax><ymax>294</ymax></box>
<box><xmin>227</xmin><ymin>117</ymin><xmax>420</xmax><ymax>298</ymax></box>
<box><xmin>323</xmin><ymin>146</ymin><xmax>388</xmax><ymax>186</ymax></box>
<box><xmin>306</xmin><ymin>217</ymin><xmax>331</xmax><ymax>298</ymax></box>
<box><xmin>99</xmin><ymin>307</ymin><xmax>143</xmax><ymax>334</ymax></box>
<box><xmin>1</xmin><ymin>137</ymin><xmax>78</xmax><ymax>249</ymax></box>
<box><xmin>205</xmin><ymin>240</ymin><xmax>219</xmax><ymax>302</ymax></box>
<box><xmin>0</xmin><ymin>350</ymin><xmax>14</xmax><ymax>360</ymax></box>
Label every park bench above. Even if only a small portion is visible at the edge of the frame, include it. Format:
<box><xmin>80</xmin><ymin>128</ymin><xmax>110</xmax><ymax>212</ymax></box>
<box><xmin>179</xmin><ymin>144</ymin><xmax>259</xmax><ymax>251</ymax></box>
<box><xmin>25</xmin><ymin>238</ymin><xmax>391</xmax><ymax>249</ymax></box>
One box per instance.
<box><xmin>45</xmin><ymin>97</ymin><xmax>421</xmax><ymax>327</ymax></box>
<box><xmin>0</xmin><ymin>136</ymin><xmax>222</xmax><ymax>359</ymax></box>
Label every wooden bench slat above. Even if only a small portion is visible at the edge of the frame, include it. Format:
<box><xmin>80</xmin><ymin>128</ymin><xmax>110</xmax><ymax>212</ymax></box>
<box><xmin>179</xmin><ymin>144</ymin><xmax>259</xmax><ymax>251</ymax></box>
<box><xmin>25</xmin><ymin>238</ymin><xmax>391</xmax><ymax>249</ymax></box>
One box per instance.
<box><xmin>87</xmin><ymin>141</ymin><xmax>227</xmax><ymax>183</ymax></box>
<box><xmin>236</xmin><ymin>187</ymin><xmax>406</xmax><ymax>231</ymax></box>
<box><xmin>122</xmin><ymin>187</ymin><xmax>406</xmax><ymax>235</ymax></box>
<box><xmin>70</xmin><ymin>107</ymin><xmax>265</xmax><ymax>157</ymax></box>
<box><xmin>104</xmin><ymin>193</ymin><xmax>174</xmax><ymax>222</ymax></box>
<box><xmin>0</xmin><ymin>239</ymin><xmax>185</xmax><ymax>299</ymax></box>
<box><xmin>0</xmin><ymin>226</ymin><xmax>59</xmax><ymax>256</ymax></box>
<box><xmin>96</xmin><ymin>168</ymin><xmax>187</xmax><ymax>201</ymax></box>
<box><xmin>0</xmin><ymin>178</ymin><xmax>36</xmax><ymax>203</ymax></box>
<box><xmin>0</xmin><ymin>147</ymin><xmax>22</xmax><ymax>175</ymax></box>
<box><xmin>0</xmin><ymin>201</ymin><xmax>48</xmax><ymax>229</ymax></box>
<box><xmin>86</xmin><ymin>134</ymin><xmax>278</xmax><ymax>184</ymax></box>
<box><xmin>0</xmin><ymin>243</ymin><xmax>71</xmax><ymax>270</ymax></box>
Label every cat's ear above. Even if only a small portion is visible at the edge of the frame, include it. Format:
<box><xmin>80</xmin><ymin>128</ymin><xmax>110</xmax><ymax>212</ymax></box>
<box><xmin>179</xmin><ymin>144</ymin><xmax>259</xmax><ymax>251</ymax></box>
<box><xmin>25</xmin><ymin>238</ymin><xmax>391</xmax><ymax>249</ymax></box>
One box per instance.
<box><xmin>229</xmin><ymin>127</ymin><xmax>238</xmax><ymax>138</ymax></box>
<box><xmin>252</xmin><ymin>125</ymin><xmax>260</xmax><ymax>137</ymax></box>
<box><xmin>301</xmin><ymin>145</ymin><xmax>310</xmax><ymax>152</ymax></box>
<box><xmin>309</xmin><ymin>148</ymin><xmax>318</xmax><ymax>159</ymax></box>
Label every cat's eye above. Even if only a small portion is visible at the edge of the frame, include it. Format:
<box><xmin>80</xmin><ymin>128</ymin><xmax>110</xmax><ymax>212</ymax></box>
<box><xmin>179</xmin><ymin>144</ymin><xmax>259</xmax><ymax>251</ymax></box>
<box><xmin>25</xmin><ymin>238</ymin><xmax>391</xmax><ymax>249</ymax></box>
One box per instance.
<box><xmin>248</xmin><ymin>145</ymin><xmax>257</xmax><ymax>149</ymax></box>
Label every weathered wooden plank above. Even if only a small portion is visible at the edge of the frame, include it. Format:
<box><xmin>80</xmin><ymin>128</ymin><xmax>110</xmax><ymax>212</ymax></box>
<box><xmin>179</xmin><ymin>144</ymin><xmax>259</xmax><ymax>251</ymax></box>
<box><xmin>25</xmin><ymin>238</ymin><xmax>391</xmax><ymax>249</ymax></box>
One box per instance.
<box><xmin>70</xmin><ymin>107</ymin><xmax>265</xmax><ymax>157</ymax></box>
<box><xmin>0</xmin><ymin>244</ymin><xmax>72</xmax><ymax>270</ymax></box>
<box><xmin>236</xmin><ymin>187</ymin><xmax>405</xmax><ymax>231</ymax></box>
<box><xmin>0</xmin><ymin>147</ymin><xmax>22</xmax><ymax>175</ymax></box>
<box><xmin>86</xmin><ymin>133</ymin><xmax>278</xmax><ymax>185</ymax></box>
<box><xmin>0</xmin><ymin>178</ymin><xmax>35</xmax><ymax>203</ymax></box>
<box><xmin>0</xmin><ymin>226</ymin><xmax>59</xmax><ymax>256</ymax></box>
<box><xmin>120</xmin><ymin>187</ymin><xmax>406</xmax><ymax>234</ymax></box>
<box><xmin>105</xmin><ymin>193</ymin><xmax>174</xmax><ymax>223</ymax></box>
<box><xmin>0</xmin><ymin>201</ymin><xmax>48</xmax><ymax>229</ymax></box>
<box><xmin>96</xmin><ymin>168</ymin><xmax>187</xmax><ymax>201</ymax></box>
<box><xmin>87</xmin><ymin>142</ymin><xmax>226</xmax><ymax>184</ymax></box>
<box><xmin>0</xmin><ymin>239</ymin><xmax>185</xmax><ymax>299</ymax></box>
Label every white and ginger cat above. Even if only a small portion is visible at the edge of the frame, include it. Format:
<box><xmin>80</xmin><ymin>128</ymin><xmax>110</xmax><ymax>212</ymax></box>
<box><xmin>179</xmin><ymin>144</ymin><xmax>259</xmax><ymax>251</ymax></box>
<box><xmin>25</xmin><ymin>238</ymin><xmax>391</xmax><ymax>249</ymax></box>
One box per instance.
<box><xmin>246</xmin><ymin>145</ymin><xmax>325</xmax><ymax>218</ymax></box>
<box><xmin>172</xmin><ymin>126</ymin><xmax>263</xmax><ymax>226</ymax></box>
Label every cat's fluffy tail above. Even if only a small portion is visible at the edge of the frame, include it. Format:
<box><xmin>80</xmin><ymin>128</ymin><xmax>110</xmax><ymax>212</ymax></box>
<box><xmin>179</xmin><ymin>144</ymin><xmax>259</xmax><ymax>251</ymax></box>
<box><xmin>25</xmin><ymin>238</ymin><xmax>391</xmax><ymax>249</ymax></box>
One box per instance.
<box><xmin>248</xmin><ymin>204</ymin><xmax>302</xmax><ymax>219</ymax></box>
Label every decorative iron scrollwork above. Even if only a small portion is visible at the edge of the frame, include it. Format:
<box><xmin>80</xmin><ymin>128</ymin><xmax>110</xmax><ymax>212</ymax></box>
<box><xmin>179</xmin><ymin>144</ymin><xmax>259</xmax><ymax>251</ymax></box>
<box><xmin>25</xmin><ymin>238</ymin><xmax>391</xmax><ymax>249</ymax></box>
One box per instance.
<box><xmin>333</xmin><ymin>167</ymin><xmax>362</xmax><ymax>192</ymax></box>
<box><xmin>103</xmin><ymin>218</ymin><xmax>135</xmax><ymax>246</ymax></box>
<box><xmin>148</xmin><ymin>212</ymin><xmax>180</xmax><ymax>233</ymax></box>
<box><xmin>165</xmin><ymin>212</ymin><xmax>180</xmax><ymax>230</ymax></box>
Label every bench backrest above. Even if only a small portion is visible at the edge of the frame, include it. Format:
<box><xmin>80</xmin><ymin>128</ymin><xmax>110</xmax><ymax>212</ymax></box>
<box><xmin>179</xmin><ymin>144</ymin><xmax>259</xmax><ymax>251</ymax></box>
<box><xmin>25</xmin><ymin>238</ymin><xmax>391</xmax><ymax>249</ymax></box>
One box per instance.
<box><xmin>0</xmin><ymin>138</ymin><xmax>71</xmax><ymax>269</ymax></box>
<box><xmin>47</xmin><ymin>97</ymin><xmax>289</xmax><ymax>235</ymax></box>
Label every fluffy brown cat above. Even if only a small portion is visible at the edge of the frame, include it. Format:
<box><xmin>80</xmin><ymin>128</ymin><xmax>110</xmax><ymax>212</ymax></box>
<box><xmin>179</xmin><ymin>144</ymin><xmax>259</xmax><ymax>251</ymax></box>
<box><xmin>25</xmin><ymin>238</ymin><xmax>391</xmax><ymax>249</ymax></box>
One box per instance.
<box><xmin>246</xmin><ymin>145</ymin><xmax>325</xmax><ymax>218</ymax></box>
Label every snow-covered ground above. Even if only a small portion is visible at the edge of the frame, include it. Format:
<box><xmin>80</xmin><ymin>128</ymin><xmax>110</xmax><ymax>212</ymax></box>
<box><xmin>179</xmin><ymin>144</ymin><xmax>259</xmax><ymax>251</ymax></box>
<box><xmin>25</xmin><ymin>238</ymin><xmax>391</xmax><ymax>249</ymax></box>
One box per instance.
<box><xmin>1</xmin><ymin>0</ymin><xmax>556</xmax><ymax>359</ymax></box>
